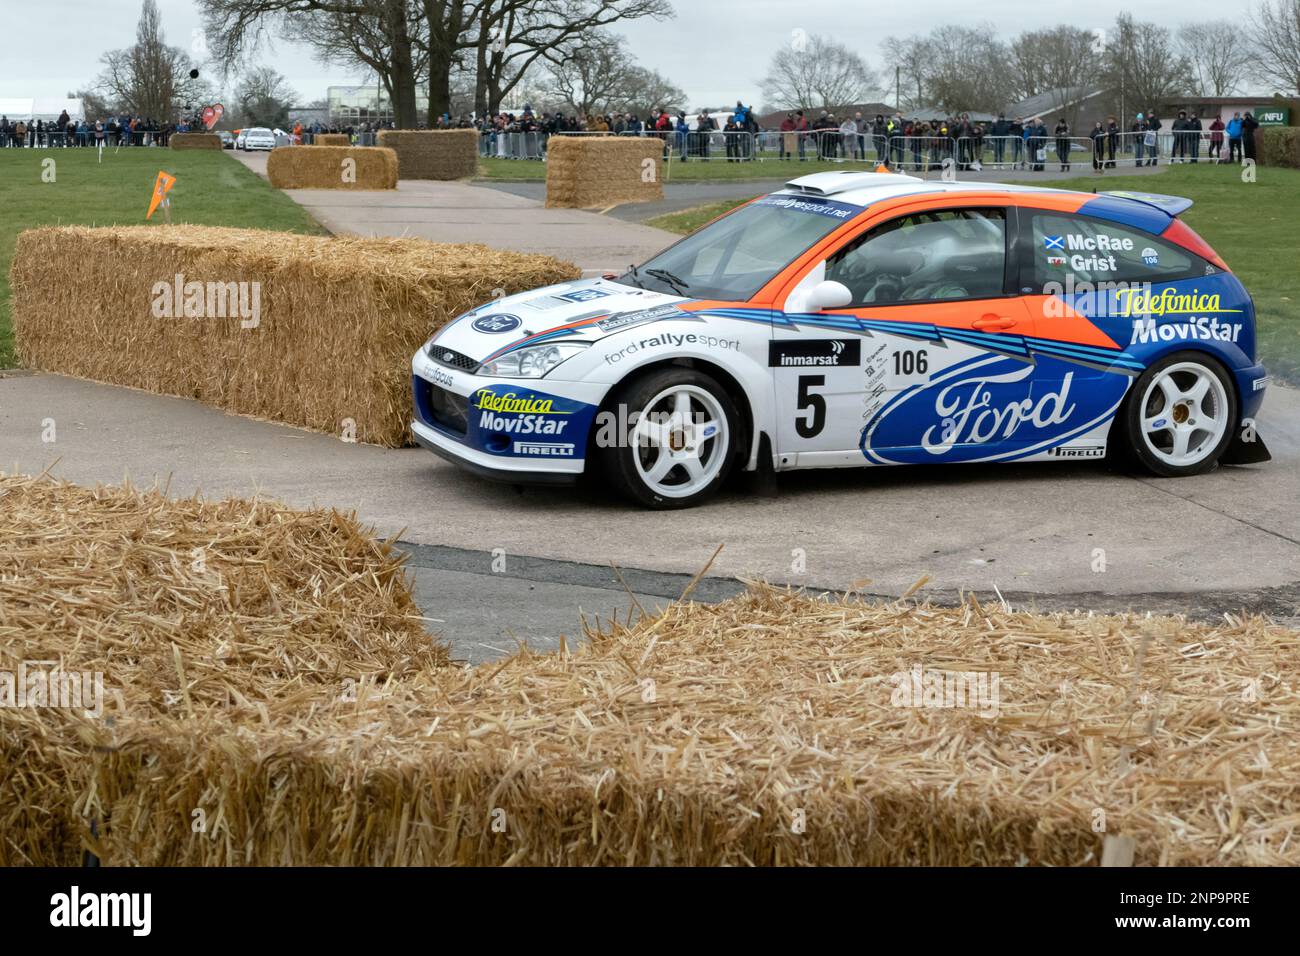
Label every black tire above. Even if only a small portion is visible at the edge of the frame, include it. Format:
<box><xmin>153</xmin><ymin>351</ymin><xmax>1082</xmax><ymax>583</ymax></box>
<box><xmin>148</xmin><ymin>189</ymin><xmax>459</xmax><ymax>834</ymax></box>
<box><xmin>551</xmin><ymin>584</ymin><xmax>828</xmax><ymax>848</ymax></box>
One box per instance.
<box><xmin>598</xmin><ymin>367</ymin><xmax>741</xmax><ymax>509</ymax></box>
<box><xmin>1120</xmin><ymin>350</ymin><xmax>1237</xmax><ymax>478</ymax></box>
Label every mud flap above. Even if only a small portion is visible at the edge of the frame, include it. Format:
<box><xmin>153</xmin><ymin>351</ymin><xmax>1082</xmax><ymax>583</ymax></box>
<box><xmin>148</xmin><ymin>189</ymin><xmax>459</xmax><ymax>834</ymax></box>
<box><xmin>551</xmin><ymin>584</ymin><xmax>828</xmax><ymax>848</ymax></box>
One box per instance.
<box><xmin>744</xmin><ymin>431</ymin><xmax>779</xmax><ymax>498</ymax></box>
<box><xmin>1221</xmin><ymin>420</ymin><xmax>1271</xmax><ymax>465</ymax></box>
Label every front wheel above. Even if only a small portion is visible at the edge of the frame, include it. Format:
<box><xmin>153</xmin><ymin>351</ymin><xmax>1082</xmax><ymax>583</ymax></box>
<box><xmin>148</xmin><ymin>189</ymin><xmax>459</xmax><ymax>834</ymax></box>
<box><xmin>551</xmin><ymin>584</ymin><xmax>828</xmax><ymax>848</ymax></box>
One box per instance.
<box><xmin>599</xmin><ymin>368</ymin><xmax>741</xmax><ymax>509</ymax></box>
<box><xmin>1122</xmin><ymin>351</ymin><xmax>1237</xmax><ymax>477</ymax></box>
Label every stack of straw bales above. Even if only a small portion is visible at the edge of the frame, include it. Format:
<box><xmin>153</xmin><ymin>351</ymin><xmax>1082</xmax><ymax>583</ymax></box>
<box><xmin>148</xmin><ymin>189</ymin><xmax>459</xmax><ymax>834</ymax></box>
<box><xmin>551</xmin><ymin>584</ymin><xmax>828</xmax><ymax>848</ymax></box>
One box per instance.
<box><xmin>266</xmin><ymin>145</ymin><xmax>398</xmax><ymax>189</ymax></box>
<box><xmin>5</xmin><ymin>507</ymin><xmax>1296</xmax><ymax>867</ymax></box>
<box><xmin>8</xmin><ymin>225</ymin><xmax>581</xmax><ymax>446</ymax></box>
<box><xmin>311</xmin><ymin>133</ymin><xmax>351</xmax><ymax>147</ymax></box>
<box><xmin>545</xmin><ymin>136</ymin><xmax>664</xmax><ymax>208</ymax></box>
<box><xmin>376</xmin><ymin>129</ymin><xmax>478</xmax><ymax>179</ymax></box>
<box><xmin>169</xmin><ymin>132</ymin><xmax>223</xmax><ymax>150</ymax></box>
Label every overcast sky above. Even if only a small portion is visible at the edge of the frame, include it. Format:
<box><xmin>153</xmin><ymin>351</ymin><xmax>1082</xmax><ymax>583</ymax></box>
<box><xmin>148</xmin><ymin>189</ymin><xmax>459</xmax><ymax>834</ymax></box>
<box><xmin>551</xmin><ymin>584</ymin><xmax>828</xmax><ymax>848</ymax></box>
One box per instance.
<box><xmin>2</xmin><ymin>0</ymin><xmax>1265</xmax><ymax>110</ymax></box>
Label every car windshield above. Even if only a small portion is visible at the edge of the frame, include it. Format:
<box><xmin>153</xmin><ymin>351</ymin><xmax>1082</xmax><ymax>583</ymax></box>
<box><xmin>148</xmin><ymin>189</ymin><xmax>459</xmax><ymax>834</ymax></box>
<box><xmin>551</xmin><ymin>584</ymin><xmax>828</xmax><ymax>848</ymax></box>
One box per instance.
<box><xmin>626</xmin><ymin>195</ymin><xmax>862</xmax><ymax>300</ymax></box>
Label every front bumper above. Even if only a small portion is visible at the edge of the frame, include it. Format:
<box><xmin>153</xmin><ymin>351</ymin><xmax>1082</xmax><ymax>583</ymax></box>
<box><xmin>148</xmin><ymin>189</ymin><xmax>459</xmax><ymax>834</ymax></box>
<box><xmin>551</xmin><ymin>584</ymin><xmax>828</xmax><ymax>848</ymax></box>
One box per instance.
<box><xmin>411</xmin><ymin>419</ymin><xmax>579</xmax><ymax>484</ymax></box>
<box><xmin>410</xmin><ymin>351</ymin><xmax>604</xmax><ymax>481</ymax></box>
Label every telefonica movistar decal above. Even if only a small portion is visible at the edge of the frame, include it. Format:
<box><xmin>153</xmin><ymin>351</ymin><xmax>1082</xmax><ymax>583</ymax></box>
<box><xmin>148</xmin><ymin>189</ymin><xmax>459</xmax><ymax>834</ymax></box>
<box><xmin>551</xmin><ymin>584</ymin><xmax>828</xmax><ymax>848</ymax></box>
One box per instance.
<box><xmin>1115</xmin><ymin>288</ymin><xmax>1242</xmax><ymax>317</ymax></box>
<box><xmin>473</xmin><ymin>390</ymin><xmax>570</xmax><ymax>414</ymax></box>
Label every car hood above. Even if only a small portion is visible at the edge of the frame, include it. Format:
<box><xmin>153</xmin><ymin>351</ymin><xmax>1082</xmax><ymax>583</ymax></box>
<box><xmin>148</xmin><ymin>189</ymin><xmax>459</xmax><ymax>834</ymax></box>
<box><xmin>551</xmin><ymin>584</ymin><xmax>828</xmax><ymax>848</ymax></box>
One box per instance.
<box><xmin>430</xmin><ymin>277</ymin><xmax>692</xmax><ymax>363</ymax></box>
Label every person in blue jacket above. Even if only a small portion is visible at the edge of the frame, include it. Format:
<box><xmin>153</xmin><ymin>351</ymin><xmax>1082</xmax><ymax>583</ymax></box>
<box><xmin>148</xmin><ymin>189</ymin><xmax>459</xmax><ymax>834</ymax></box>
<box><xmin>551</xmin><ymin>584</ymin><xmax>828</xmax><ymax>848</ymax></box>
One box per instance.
<box><xmin>674</xmin><ymin>111</ymin><xmax>689</xmax><ymax>161</ymax></box>
<box><xmin>1226</xmin><ymin>112</ymin><xmax>1244</xmax><ymax>164</ymax></box>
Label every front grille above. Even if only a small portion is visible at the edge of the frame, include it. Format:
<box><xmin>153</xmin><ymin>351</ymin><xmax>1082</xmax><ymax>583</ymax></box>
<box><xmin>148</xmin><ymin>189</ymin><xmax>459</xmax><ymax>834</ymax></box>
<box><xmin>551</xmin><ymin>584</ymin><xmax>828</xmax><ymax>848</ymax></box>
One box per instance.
<box><xmin>427</xmin><ymin>344</ymin><xmax>479</xmax><ymax>371</ymax></box>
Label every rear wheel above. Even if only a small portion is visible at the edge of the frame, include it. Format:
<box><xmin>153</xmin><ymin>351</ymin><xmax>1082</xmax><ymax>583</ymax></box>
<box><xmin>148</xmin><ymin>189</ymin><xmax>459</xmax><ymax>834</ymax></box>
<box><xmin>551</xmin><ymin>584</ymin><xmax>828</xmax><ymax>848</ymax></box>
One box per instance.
<box><xmin>600</xmin><ymin>368</ymin><xmax>740</xmax><ymax>509</ymax></box>
<box><xmin>1123</xmin><ymin>351</ymin><xmax>1236</xmax><ymax>477</ymax></box>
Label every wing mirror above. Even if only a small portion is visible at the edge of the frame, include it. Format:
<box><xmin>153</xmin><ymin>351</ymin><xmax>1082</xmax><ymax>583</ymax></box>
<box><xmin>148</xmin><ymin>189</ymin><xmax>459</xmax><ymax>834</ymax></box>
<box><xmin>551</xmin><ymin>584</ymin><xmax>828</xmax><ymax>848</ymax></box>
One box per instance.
<box><xmin>804</xmin><ymin>279</ymin><xmax>852</xmax><ymax>311</ymax></box>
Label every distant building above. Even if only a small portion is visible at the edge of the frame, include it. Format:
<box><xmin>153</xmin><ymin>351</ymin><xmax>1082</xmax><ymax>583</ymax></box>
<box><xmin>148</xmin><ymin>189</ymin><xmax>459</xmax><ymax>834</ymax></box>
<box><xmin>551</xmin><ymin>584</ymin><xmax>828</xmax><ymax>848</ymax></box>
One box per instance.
<box><xmin>326</xmin><ymin>85</ymin><xmax>428</xmax><ymax>126</ymax></box>
<box><xmin>287</xmin><ymin>107</ymin><xmax>329</xmax><ymax>128</ymax></box>
<box><xmin>1159</xmin><ymin>95</ymin><xmax>1286</xmax><ymax>126</ymax></box>
<box><xmin>907</xmin><ymin>104</ymin><xmax>998</xmax><ymax>124</ymax></box>
<box><xmin>1002</xmin><ymin>87</ymin><xmax>1107</xmax><ymax>130</ymax></box>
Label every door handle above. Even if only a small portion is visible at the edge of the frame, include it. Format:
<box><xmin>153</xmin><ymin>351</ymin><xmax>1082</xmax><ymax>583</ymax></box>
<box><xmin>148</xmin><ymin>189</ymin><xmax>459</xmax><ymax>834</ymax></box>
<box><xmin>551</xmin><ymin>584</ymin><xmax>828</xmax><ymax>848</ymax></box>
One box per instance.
<box><xmin>973</xmin><ymin>314</ymin><xmax>1018</xmax><ymax>331</ymax></box>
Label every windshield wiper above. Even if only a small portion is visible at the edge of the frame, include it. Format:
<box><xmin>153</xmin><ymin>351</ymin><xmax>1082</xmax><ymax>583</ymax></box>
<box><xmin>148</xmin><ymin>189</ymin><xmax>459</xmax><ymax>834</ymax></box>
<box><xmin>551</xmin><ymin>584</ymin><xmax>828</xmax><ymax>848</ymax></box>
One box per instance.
<box><xmin>645</xmin><ymin>267</ymin><xmax>691</xmax><ymax>296</ymax></box>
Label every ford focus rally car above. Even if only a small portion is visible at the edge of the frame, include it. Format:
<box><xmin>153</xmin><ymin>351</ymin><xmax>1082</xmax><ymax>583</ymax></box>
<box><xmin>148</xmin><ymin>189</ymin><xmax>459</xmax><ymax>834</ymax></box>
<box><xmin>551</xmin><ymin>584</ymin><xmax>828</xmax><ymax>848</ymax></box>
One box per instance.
<box><xmin>411</xmin><ymin>171</ymin><xmax>1269</xmax><ymax>508</ymax></box>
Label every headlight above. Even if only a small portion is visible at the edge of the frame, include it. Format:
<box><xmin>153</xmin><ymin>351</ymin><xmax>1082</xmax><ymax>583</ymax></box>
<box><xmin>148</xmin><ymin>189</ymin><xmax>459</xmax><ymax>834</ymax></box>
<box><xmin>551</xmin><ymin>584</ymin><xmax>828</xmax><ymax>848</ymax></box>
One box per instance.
<box><xmin>478</xmin><ymin>342</ymin><xmax>589</xmax><ymax>378</ymax></box>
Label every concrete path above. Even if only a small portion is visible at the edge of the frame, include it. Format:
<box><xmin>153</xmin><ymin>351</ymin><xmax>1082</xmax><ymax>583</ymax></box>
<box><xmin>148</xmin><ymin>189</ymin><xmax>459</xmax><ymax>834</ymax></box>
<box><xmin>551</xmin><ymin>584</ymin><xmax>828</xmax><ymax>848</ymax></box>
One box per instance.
<box><xmin>228</xmin><ymin>149</ymin><xmax>673</xmax><ymax>275</ymax></box>
<box><xmin>4</xmin><ymin>369</ymin><xmax>1298</xmax><ymax>660</ymax></box>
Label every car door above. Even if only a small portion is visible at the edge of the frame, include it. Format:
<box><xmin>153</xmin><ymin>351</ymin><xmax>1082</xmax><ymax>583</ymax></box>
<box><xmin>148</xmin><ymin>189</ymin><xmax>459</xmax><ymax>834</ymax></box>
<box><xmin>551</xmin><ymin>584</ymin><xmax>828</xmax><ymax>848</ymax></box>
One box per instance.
<box><xmin>772</xmin><ymin>205</ymin><xmax>1041</xmax><ymax>466</ymax></box>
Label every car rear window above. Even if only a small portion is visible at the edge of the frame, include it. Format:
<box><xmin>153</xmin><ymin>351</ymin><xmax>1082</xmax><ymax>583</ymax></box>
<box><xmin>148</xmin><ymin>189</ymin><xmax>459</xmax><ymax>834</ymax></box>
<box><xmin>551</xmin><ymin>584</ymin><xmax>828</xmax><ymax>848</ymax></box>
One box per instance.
<box><xmin>1023</xmin><ymin>211</ymin><xmax>1200</xmax><ymax>289</ymax></box>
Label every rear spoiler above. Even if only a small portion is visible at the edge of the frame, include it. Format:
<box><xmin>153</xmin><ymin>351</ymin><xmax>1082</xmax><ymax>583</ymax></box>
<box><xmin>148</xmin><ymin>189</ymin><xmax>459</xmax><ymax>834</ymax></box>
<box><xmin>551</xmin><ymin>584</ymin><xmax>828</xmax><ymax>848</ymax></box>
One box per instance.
<box><xmin>1100</xmin><ymin>190</ymin><xmax>1194</xmax><ymax>217</ymax></box>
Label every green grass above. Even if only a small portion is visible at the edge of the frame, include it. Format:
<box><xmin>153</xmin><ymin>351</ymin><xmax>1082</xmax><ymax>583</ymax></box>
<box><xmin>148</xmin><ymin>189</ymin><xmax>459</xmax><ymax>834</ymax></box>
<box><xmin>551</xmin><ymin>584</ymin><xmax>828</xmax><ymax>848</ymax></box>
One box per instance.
<box><xmin>0</xmin><ymin>149</ymin><xmax>325</xmax><ymax>368</ymax></box>
<box><xmin>477</xmin><ymin>156</ymin><xmax>866</xmax><ymax>182</ymax></box>
<box><xmin>647</xmin><ymin>199</ymin><xmax>749</xmax><ymax>234</ymax></box>
<box><xmin>646</xmin><ymin>164</ymin><xmax>1300</xmax><ymax>385</ymax></box>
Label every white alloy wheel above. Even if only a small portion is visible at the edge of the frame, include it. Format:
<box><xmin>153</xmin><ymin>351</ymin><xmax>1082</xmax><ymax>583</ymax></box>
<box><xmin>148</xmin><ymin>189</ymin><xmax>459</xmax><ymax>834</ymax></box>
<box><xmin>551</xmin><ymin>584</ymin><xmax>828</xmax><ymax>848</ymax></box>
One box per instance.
<box><xmin>631</xmin><ymin>385</ymin><xmax>730</xmax><ymax>499</ymax></box>
<box><xmin>1138</xmin><ymin>361</ymin><xmax>1231</xmax><ymax>468</ymax></box>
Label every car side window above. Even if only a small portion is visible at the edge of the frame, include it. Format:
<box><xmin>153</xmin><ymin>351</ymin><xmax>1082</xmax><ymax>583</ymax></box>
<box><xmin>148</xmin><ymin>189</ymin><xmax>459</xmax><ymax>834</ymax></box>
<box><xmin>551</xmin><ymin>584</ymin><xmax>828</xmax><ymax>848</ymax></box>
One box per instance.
<box><xmin>1025</xmin><ymin>212</ymin><xmax>1197</xmax><ymax>288</ymax></box>
<box><xmin>825</xmin><ymin>208</ymin><xmax>1007</xmax><ymax>306</ymax></box>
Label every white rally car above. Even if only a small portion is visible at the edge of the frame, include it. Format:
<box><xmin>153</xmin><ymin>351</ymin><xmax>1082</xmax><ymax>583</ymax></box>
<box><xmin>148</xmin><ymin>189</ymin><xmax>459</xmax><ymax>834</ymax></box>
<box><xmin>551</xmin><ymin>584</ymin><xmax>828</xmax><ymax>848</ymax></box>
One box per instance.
<box><xmin>411</xmin><ymin>172</ymin><xmax>1267</xmax><ymax>508</ymax></box>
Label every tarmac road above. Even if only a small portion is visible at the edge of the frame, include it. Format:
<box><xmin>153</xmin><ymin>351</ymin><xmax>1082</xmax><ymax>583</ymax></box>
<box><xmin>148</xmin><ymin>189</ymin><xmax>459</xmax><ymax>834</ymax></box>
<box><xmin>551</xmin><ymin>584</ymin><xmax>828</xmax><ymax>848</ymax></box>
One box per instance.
<box><xmin>3</xmin><ymin>370</ymin><xmax>1298</xmax><ymax>660</ymax></box>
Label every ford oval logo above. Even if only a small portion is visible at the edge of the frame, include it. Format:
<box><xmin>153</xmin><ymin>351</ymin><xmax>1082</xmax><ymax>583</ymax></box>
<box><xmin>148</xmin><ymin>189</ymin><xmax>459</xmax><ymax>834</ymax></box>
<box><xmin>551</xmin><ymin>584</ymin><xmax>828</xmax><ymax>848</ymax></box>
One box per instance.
<box><xmin>472</xmin><ymin>313</ymin><xmax>522</xmax><ymax>334</ymax></box>
<box><xmin>861</xmin><ymin>354</ymin><xmax>1128</xmax><ymax>466</ymax></box>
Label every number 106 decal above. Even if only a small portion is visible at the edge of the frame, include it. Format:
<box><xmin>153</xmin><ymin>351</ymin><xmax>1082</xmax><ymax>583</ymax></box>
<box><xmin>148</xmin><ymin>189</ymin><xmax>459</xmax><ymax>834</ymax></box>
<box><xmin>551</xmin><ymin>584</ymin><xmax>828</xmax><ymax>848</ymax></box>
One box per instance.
<box><xmin>887</xmin><ymin>348</ymin><xmax>930</xmax><ymax>388</ymax></box>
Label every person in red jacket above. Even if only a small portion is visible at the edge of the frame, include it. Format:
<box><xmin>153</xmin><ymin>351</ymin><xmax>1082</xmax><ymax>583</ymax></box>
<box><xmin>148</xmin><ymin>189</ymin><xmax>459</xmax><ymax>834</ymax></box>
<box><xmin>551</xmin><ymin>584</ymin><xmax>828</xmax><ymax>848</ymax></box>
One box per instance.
<box><xmin>1208</xmin><ymin>116</ymin><xmax>1225</xmax><ymax>163</ymax></box>
<box><xmin>778</xmin><ymin>112</ymin><xmax>796</xmax><ymax>159</ymax></box>
<box><xmin>794</xmin><ymin>109</ymin><xmax>809</xmax><ymax>161</ymax></box>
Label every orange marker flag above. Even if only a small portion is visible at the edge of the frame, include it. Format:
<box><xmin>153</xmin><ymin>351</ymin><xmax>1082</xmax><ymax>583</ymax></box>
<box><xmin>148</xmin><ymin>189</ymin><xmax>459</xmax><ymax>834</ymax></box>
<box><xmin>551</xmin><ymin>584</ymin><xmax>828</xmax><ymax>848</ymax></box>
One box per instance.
<box><xmin>146</xmin><ymin>171</ymin><xmax>177</xmax><ymax>220</ymax></box>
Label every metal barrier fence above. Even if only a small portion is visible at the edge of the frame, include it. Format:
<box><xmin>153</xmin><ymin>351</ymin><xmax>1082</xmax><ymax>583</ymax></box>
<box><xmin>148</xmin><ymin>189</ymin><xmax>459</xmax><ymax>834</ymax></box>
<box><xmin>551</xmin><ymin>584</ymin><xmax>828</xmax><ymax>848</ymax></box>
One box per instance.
<box><xmin>476</xmin><ymin>127</ymin><xmax>1251</xmax><ymax>169</ymax></box>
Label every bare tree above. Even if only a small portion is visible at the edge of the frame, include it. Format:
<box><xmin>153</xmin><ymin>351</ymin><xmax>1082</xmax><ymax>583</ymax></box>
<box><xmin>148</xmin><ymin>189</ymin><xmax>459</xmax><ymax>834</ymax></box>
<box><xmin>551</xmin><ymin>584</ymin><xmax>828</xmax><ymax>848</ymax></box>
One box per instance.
<box><xmin>1010</xmin><ymin>26</ymin><xmax>1104</xmax><ymax>101</ymax></box>
<box><xmin>545</xmin><ymin>30</ymin><xmax>636</xmax><ymax>115</ymax></box>
<box><xmin>95</xmin><ymin>0</ymin><xmax>206</xmax><ymax>120</ymax></box>
<box><xmin>291</xmin><ymin>1</ymin><xmax>430</xmax><ymax>124</ymax></box>
<box><xmin>198</xmin><ymin>0</ymin><xmax>427</xmax><ymax>127</ymax></box>
<box><xmin>878</xmin><ymin>34</ymin><xmax>926</xmax><ymax>110</ymax></box>
<box><xmin>234</xmin><ymin>66</ymin><xmax>299</xmax><ymax>127</ymax></box>
<box><xmin>761</xmin><ymin>34</ymin><xmax>880</xmax><ymax>110</ymax></box>
<box><xmin>470</xmin><ymin>0</ymin><xmax>673</xmax><ymax>117</ymax></box>
<box><xmin>609</xmin><ymin>67</ymin><xmax>686</xmax><ymax>116</ymax></box>
<box><xmin>543</xmin><ymin>29</ymin><xmax>683</xmax><ymax>116</ymax></box>
<box><xmin>1178</xmin><ymin>21</ymin><xmax>1252</xmax><ymax>96</ymax></box>
<box><xmin>1251</xmin><ymin>0</ymin><xmax>1300</xmax><ymax>94</ymax></box>
<box><xmin>922</xmin><ymin>25</ymin><xmax>1015</xmax><ymax>113</ymax></box>
<box><xmin>71</xmin><ymin>87</ymin><xmax>117</xmax><ymax>120</ymax></box>
<box><xmin>1102</xmin><ymin>15</ymin><xmax>1195</xmax><ymax>119</ymax></box>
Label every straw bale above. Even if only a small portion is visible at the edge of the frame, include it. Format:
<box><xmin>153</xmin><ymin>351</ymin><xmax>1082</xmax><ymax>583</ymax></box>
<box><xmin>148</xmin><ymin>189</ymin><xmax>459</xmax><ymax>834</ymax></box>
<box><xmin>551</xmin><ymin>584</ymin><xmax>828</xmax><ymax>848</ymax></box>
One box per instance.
<box><xmin>8</xmin><ymin>225</ymin><xmax>581</xmax><ymax>446</ymax></box>
<box><xmin>4</xmin><ymin>506</ymin><xmax>1296</xmax><ymax>867</ymax></box>
<box><xmin>311</xmin><ymin>133</ymin><xmax>351</xmax><ymax>147</ymax></box>
<box><xmin>266</xmin><ymin>145</ymin><xmax>398</xmax><ymax>189</ymax></box>
<box><xmin>545</xmin><ymin>136</ymin><xmax>664</xmax><ymax>208</ymax></box>
<box><xmin>169</xmin><ymin>133</ymin><xmax>222</xmax><ymax>150</ymax></box>
<box><xmin>0</xmin><ymin>473</ymin><xmax>443</xmax><ymax>866</ymax></box>
<box><xmin>376</xmin><ymin>129</ymin><xmax>478</xmax><ymax>180</ymax></box>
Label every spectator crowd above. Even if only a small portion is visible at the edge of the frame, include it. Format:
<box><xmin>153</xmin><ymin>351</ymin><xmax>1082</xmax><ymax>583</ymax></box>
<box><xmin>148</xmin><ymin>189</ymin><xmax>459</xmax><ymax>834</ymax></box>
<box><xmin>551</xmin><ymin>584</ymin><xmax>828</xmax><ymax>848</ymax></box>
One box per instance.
<box><xmin>2</xmin><ymin>98</ymin><xmax>1263</xmax><ymax>172</ymax></box>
